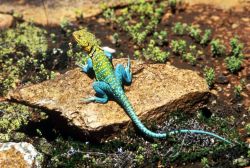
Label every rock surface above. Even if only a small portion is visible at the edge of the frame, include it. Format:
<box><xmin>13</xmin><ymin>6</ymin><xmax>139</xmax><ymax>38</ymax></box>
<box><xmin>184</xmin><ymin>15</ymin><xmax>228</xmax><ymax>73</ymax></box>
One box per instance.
<box><xmin>0</xmin><ymin>14</ymin><xmax>14</xmax><ymax>30</ymax></box>
<box><xmin>0</xmin><ymin>0</ymin><xmax>138</xmax><ymax>26</ymax></box>
<box><xmin>7</xmin><ymin>59</ymin><xmax>210</xmax><ymax>140</ymax></box>
<box><xmin>0</xmin><ymin>142</ymin><xmax>41</xmax><ymax>168</ymax></box>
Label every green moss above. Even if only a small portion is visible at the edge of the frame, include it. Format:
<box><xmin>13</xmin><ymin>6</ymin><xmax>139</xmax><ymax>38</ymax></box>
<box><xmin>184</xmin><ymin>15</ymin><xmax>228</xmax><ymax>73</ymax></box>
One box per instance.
<box><xmin>0</xmin><ymin>102</ymin><xmax>32</xmax><ymax>142</ymax></box>
<box><xmin>0</xmin><ymin>22</ymin><xmax>54</xmax><ymax>95</ymax></box>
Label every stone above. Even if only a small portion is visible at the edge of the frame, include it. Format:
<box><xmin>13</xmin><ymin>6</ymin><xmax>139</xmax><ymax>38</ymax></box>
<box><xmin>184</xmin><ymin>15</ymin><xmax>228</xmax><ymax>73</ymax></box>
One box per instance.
<box><xmin>7</xmin><ymin>59</ymin><xmax>210</xmax><ymax>140</ymax></box>
<box><xmin>0</xmin><ymin>0</ymin><xmax>138</xmax><ymax>26</ymax></box>
<box><xmin>241</xmin><ymin>17</ymin><xmax>250</xmax><ymax>22</ymax></box>
<box><xmin>0</xmin><ymin>142</ymin><xmax>42</xmax><ymax>168</ymax></box>
<box><xmin>232</xmin><ymin>23</ymin><xmax>239</xmax><ymax>29</ymax></box>
<box><xmin>215</xmin><ymin>73</ymin><xmax>229</xmax><ymax>84</ymax></box>
<box><xmin>0</xmin><ymin>14</ymin><xmax>14</xmax><ymax>30</ymax></box>
<box><xmin>246</xmin><ymin>84</ymin><xmax>250</xmax><ymax>92</ymax></box>
<box><xmin>184</xmin><ymin>0</ymin><xmax>245</xmax><ymax>9</ymax></box>
<box><xmin>211</xmin><ymin>15</ymin><xmax>220</xmax><ymax>22</ymax></box>
<box><xmin>161</xmin><ymin>12</ymin><xmax>172</xmax><ymax>24</ymax></box>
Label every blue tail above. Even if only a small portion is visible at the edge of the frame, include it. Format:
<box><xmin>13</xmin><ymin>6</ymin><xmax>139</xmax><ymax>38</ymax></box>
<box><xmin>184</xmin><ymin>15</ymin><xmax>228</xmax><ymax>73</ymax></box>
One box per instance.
<box><xmin>117</xmin><ymin>91</ymin><xmax>231</xmax><ymax>144</ymax></box>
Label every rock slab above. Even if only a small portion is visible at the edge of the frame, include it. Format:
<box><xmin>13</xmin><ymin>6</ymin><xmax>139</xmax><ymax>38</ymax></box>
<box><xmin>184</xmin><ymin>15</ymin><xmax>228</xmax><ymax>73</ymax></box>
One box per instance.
<box><xmin>7</xmin><ymin>59</ymin><xmax>210</xmax><ymax>139</ymax></box>
<box><xmin>0</xmin><ymin>142</ymin><xmax>41</xmax><ymax>168</ymax></box>
<box><xmin>0</xmin><ymin>14</ymin><xmax>13</xmax><ymax>30</ymax></box>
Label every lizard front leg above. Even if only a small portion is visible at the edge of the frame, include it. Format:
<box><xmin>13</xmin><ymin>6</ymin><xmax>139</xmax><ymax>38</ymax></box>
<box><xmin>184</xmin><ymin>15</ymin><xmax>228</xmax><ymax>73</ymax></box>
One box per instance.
<box><xmin>115</xmin><ymin>57</ymin><xmax>132</xmax><ymax>86</ymax></box>
<box><xmin>80</xmin><ymin>81</ymin><xmax>111</xmax><ymax>104</ymax></box>
<box><xmin>77</xmin><ymin>57</ymin><xmax>93</xmax><ymax>74</ymax></box>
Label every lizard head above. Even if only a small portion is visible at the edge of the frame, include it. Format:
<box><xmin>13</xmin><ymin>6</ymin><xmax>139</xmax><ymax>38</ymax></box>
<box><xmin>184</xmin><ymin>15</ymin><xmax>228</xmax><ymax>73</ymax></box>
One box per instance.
<box><xmin>73</xmin><ymin>29</ymin><xmax>101</xmax><ymax>53</ymax></box>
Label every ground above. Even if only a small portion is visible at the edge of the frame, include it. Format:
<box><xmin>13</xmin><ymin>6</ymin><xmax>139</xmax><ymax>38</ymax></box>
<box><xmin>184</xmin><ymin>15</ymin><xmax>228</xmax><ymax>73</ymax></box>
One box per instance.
<box><xmin>0</xmin><ymin>0</ymin><xmax>250</xmax><ymax>167</ymax></box>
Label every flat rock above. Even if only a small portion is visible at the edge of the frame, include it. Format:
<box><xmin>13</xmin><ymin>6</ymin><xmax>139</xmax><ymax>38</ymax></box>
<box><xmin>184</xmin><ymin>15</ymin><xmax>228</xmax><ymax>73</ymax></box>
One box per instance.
<box><xmin>0</xmin><ymin>0</ymin><xmax>138</xmax><ymax>26</ymax></box>
<box><xmin>0</xmin><ymin>142</ymin><xmax>42</xmax><ymax>168</ymax></box>
<box><xmin>7</xmin><ymin>59</ymin><xmax>210</xmax><ymax>140</ymax></box>
<box><xmin>0</xmin><ymin>14</ymin><xmax>14</xmax><ymax>30</ymax></box>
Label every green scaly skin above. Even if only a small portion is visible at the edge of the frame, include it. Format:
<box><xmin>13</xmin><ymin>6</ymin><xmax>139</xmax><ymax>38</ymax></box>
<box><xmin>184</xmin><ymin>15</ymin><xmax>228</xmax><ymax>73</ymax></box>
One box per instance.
<box><xmin>73</xmin><ymin>29</ymin><xmax>232</xmax><ymax>143</ymax></box>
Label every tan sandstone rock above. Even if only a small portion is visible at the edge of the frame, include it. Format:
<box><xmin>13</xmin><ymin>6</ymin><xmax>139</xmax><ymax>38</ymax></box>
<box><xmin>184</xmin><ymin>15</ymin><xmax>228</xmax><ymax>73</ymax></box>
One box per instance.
<box><xmin>0</xmin><ymin>14</ymin><xmax>14</xmax><ymax>30</ymax></box>
<box><xmin>7</xmin><ymin>59</ymin><xmax>210</xmax><ymax>140</ymax></box>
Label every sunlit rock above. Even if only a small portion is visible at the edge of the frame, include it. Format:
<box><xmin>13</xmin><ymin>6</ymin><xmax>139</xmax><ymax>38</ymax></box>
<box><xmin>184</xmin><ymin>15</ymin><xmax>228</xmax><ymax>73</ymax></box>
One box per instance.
<box><xmin>7</xmin><ymin>59</ymin><xmax>210</xmax><ymax>140</ymax></box>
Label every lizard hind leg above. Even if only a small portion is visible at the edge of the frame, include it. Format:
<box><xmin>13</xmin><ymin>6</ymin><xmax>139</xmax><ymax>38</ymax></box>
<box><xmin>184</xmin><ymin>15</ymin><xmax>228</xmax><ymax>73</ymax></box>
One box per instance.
<box><xmin>115</xmin><ymin>58</ymin><xmax>132</xmax><ymax>85</ymax></box>
<box><xmin>80</xmin><ymin>81</ymin><xmax>111</xmax><ymax>104</ymax></box>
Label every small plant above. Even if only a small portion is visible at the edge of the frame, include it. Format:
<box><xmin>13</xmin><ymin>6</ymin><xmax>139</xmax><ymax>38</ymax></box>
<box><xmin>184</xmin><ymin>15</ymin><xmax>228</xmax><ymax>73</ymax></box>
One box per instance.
<box><xmin>153</xmin><ymin>31</ymin><xmax>168</xmax><ymax>46</ymax></box>
<box><xmin>143</xmin><ymin>40</ymin><xmax>169</xmax><ymax>62</ymax></box>
<box><xmin>168</xmin><ymin>0</ymin><xmax>178</xmax><ymax>13</ymax></box>
<box><xmin>172</xmin><ymin>22</ymin><xmax>187</xmax><ymax>35</ymax></box>
<box><xmin>134</xmin><ymin>50</ymin><xmax>142</xmax><ymax>59</ymax></box>
<box><xmin>60</xmin><ymin>18</ymin><xmax>72</xmax><ymax>35</ymax></box>
<box><xmin>134</xmin><ymin>146</ymin><xmax>145</xmax><ymax>166</ymax></box>
<box><xmin>74</xmin><ymin>8</ymin><xmax>84</xmax><ymax>21</ymax></box>
<box><xmin>225</xmin><ymin>37</ymin><xmax>244</xmax><ymax>73</ymax></box>
<box><xmin>50</xmin><ymin>33</ymin><xmax>56</xmax><ymax>44</ymax></box>
<box><xmin>203</xmin><ymin>67</ymin><xmax>215</xmax><ymax>88</ymax></box>
<box><xmin>170</xmin><ymin>39</ymin><xmax>187</xmax><ymax>55</ymax></box>
<box><xmin>182</xmin><ymin>52</ymin><xmax>196</xmax><ymax>65</ymax></box>
<box><xmin>103</xmin><ymin>8</ymin><xmax>116</xmax><ymax>24</ymax></box>
<box><xmin>234</xmin><ymin>84</ymin><xmax>242</xmax><ymax>98</ymax></box>
<box><xmin>225</xmin><ymin>56</ymin><xmax>243</xmax><ymax>73</ymax></box>
<box><xmin>188</xmin><ymin>25</ymin><xmax>202</xmax><ymax>42</ymax></box>
<box><xmin>201</xmin><ymin>157</ymin><xmax>210</xmax><ymax>168</ymax></box>
<box><xmin>230</xmin><ymin>37</ymin><xmax>244</xmax><ymax>57</ymax></box>
<box><xmin>111</xmin><ymin>33</ymin><xmax>121</xmax><ymax>46</ymax></box>
<box><xmin>245</xmin><ymin>123</ymin><xmax>250</xmax><ymax>135</ymax></box>
<box><xmin>210</xmin><ymin>39</ymin><xmax>226</xmax><ymax>57</ymax></box>
<box><xmin>233</xmin><ymin>156</ymin><xmax>249</xmax><ymax>167</ymax></box>
<box><xmin>200</xmin><ymin>29</ymin><xmax>212</xmax><ymax>45</ymax></box>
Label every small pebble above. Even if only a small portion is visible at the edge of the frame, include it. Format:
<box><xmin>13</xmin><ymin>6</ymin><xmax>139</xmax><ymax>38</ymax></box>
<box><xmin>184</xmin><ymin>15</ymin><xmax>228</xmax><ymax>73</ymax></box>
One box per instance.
<box><xmin>216</xmin><ymin>73</ymin><xmax>229</xmax><ymax>84</ymax></box>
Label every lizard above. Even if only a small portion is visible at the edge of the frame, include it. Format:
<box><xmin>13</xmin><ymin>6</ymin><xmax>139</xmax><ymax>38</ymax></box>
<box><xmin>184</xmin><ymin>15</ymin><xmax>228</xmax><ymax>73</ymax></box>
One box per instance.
<box><xmin>73</xmin><ymin>29</ymin><xmax>231</xmax><ymax>144</ymax></box>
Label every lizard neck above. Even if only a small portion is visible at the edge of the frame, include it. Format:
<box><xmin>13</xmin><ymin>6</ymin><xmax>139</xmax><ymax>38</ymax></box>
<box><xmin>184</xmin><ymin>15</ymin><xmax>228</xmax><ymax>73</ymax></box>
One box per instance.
<box><xmin>89</xmin><ymin>45</ymin><xmax>103</xmax><ymax>59</ymax></box>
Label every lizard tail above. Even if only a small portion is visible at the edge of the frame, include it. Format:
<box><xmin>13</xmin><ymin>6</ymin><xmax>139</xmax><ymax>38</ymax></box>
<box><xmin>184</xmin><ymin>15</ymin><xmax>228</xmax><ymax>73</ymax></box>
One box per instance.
<box><xmin>117</xmin><ymin>92</ymin><xmax>231</xmax><ymax>144</ymax></box>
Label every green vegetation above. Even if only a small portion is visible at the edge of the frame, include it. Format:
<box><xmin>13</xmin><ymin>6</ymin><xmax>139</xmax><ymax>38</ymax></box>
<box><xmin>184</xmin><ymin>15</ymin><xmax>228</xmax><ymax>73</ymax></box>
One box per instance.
<box><xmin>225</xmin><ymin>56</ymin><xmax>243</xmax><ymax>73</ymax></box>
<box><xmin>230</xmin><ymin>37</ymin><xmax>244</xmax><ymax>57</ymax></box>
<box><xmin>201</xmin><ymin>157</ymin><xmax>210</xmax><ymax>168</ymax></box>
<box><xmin>200</xmin><ymin>29</ymin><xmax>212</xmax><ymax>45</ymax></box>
<box><xmin>111</xmin><ymin>33</ymin><xmax>121</xmax><ymax>46</ymax></box>
<box><xmin>60</xmin><ymin>18</ymin><xmax>72</xmax><ymax>35</ymax></box>
<box><xmin>172</xmin><ymin>22</ymin><xmax>187</xmax><ymax>35</ymax></box>
<box><xmin>210</xmin><ymin>39</ymin><xmax>226</xmax><ymax>57</ymax></box>
<box><xmin>225</xmin><ymin>37</ymin><xmax>244</xmax><ymax>73</ymax></box>
<box><xmin>0</xmin><ymin>22</ymin><xmax>54</xmax><ymax>95</ymax></box>
<box><xmin>182</xmin><ymin>52</ymin><xmax>196</xmax><ymax>65</ymax></box>
<box><xmin>143</xmin><ymin>40</ymin><xmax>169</xmax><ymax>62</ymax></box>
<box><xmin>234</xmin><ymin>84</ymin><xmax>243</xmax><ymax>98</ymax></box>
<box><xmin>203</xmin><ymin>67</ymin><xmax>215</xmax><ymax>88</ymax></box>
<box><xmin>170</xmin><ymin>39</ymin><xmax>187</xmax><ymax>55</ymax></box>
<box><xmin>188</xmin><ymin>25</ymin><xmax>202</xmax><ymax>43</ymax></box>
<box><xmin>153</xmin><ymin>31</ymin><xmax>168</xmax><ymax>46</ymax></box>
<box><xmin>0</xmin><ymin>102</ymin><xmax>31</xmax><ymax>142</ymax></box>
<box><xmin>103</xmin><ymin>0</ymin><xmax>166</xmax><ymax>59</ymax></box>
